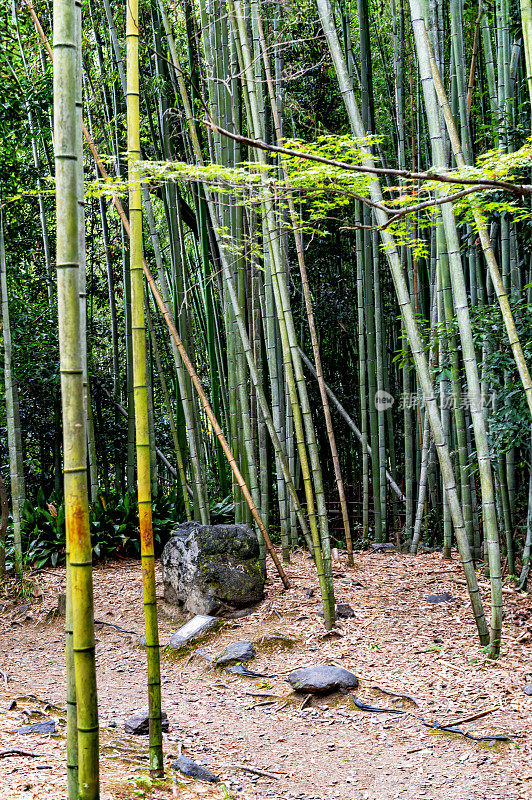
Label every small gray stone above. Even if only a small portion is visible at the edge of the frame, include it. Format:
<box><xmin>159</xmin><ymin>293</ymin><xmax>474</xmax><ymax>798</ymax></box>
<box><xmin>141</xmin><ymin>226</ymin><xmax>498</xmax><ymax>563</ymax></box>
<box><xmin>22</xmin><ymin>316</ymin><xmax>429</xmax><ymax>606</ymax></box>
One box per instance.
<box><xmin>426</xmin><ymin>592</ymin><xmax>455</xmax><ymax>604</ymax></box>
<box><xmin>124</xmin><ymin>709</ymin><xmax>169</xmax><ymax>735</ymax></box>
<box><xmin>287</xmin><ymin>665</ymin><xmax>359</xmax><ymax>694</ymax></box>
<box><xmin>318</xmin><ymin>603</ymin><xmax>355</xmax><ymax>619</ymax></box>
<box><xmin>172</xmin><ymin>755</ymin><xmax>219</xmax><ymax>783</ymax></box>
<box><xmin>523</xmin><ymin>684</ymin><xmax>532</xmax><ymax>696</ymax></box>
<box><xmin>216</xmin><ymin>640</ymin><xmax>255</xmax><ymax>667</ymax></box>
<box><xmin>168</xmin><ymin>615</ymin><xmax>217</xmax><ymax>649</ymax></box>
<box><xmin>336</xmin><ymin>603</ymin><xmax>355</xmax><ymax>618</ymax></box>
<box><xmin>225</xmin><ymin>664</ymin><xmax>271</xmax><ymax>678</ymax></box>
<box><xmin>17</xmin><ymin>720</ymin><xmax>56</xmax><ymax>735</ymax></box>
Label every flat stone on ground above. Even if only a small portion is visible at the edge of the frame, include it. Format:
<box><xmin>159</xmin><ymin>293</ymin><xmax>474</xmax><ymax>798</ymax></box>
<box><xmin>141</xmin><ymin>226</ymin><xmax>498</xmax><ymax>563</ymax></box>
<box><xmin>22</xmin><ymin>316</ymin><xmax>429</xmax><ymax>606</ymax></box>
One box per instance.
<box><xmin>287</xmin><ymin>664</ymin><xmax>359</xmax><ymax>694</ymax></box>
<box><xmin>17</xmin><ymin>720</ymin><xmax>56</xmax><ymax>735</ymax></box>
<box><xmin>168</xmin><ymin>615</ymin><xmax>217</xmax><ymax>649</ymax></box>
<box><xmin>172</xmin><ymin>755</ymin><xmax>220</xmax><ymax>783</ymax></box>
<box><xmin>216</xmin><ymin>640</ymin><xmax>256</xmax><ymax>666</ymax></box>
<box><xmin>124</xmin><ymin>709</ymin><xmax>169</xmax><ymax>735</ymax></box>
<box><xmin>523</xmin><ymin>684</ymin><xmax>532</xmax><ymax>696</ymax></box>
<box><xmin>426</xmin><ymin>592</ymin><xmax>455</xmax><ymax>604</ymax></box>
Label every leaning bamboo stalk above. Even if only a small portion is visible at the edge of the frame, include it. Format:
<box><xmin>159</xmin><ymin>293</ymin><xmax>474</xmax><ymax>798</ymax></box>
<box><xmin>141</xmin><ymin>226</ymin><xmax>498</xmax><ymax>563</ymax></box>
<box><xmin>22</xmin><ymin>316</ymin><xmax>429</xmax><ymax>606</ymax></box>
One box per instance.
<box><xmin>142</xmin><ymin>188</ymin><xmax>210</xmax><ymax>524</ymax></box>
<box><xmin>144</xmin><ymin>264</ymin><xmax>290</xmax><ymax>588</ymax></box>
<box><xmin>146</xmin><ymin>299</ymin><xmax>192</xmax><ymax>520</ymax></box>
<box><xmin>409</xmin><ymin>0</ymin><xmax>502</xmax><ymax>655</ymax></box>
<box><xmin>316</xmin><ymin>0</ymin><xmax>489</xmax><ymax>646</ymax></box>
<box><xmin>419</xmin><ymin>16</ymin><xmax>532</xmax><ymax>421</ymax></box>
<box><xmin>256</xmin><ymin>11</ymin><xmax>354</xmax><ymax>564</ymax></box>
<box><xmin>53</xmin><ymin>0</ymin><xmax>99</xmax><ymax>795</ymax></box>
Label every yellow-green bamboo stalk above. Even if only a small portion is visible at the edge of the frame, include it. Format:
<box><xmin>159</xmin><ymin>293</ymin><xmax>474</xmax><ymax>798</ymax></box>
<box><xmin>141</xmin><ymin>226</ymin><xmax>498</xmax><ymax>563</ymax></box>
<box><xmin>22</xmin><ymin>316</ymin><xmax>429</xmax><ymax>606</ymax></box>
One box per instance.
<box><xmin>520</xmin><ymin>0</ymin><xmax>532</xmax><ymax>112</ymax></box>
<box><xmin>419</xmin><ymin>18</ymin><xmax>532</xmax><ymax>421</ymax></box>
<box><xmin>256</xmin><ymin>12</ymin><xmax>353</xmax><ymax>565</ymax></box>
<box><xmin>53</xmin><ymin>0</ymin><xmax>99</xmax><ymax>796</ymax></box>
<box><xmin>126</xmin><ymin>0</ymin><xmax>164</xmax><ymax>777</ymax></box>
<box><xmin>316</xmin><ymin>0</ymin><xmax>489</xmax><ymax>645</ymax></box>
<box><xmin>0</xmin><ymin>212</ymin><xmax>25</xmax><ymax>576</ymax></box>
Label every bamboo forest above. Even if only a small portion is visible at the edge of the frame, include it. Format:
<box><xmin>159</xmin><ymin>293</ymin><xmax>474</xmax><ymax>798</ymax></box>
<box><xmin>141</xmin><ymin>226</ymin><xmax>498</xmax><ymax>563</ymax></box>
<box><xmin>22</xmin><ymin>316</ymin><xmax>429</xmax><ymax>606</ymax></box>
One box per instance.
<box><xmin>1</xmin><ymin>0</ymin><xmax>532</xmax><ymax>797</ymax></box>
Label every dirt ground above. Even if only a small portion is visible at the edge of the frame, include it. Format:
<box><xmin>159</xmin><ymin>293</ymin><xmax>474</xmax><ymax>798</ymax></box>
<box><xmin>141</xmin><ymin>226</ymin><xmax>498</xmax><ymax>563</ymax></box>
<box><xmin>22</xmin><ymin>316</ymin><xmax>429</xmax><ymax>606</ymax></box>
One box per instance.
<box><xmin>1</xmin><ymin>549</ymin><xmax>531</xmax><ymax>800</ymax></box>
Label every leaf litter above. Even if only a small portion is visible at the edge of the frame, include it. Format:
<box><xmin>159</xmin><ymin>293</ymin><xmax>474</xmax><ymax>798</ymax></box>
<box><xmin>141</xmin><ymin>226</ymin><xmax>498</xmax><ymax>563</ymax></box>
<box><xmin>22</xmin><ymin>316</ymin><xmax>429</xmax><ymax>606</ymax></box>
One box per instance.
<box><xmin>0</xmin><ymin>549</ymin><xmax>531</xmax><ymax>799</ymax></box>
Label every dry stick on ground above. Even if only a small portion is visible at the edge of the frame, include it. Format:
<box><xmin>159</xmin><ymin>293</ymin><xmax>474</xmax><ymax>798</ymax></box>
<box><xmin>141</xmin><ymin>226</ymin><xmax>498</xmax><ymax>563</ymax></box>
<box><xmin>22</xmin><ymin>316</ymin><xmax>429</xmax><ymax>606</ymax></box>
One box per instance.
<box><xmin>445</xmin><ymin>706</ymin><xmax>500</xmax><ymax>726</ymax></box>
<box><xmin>0</xmin><ymin>750</ymin><xmax>38</xmax><ymax>759</ymax></box>
<box><xmin>23</xmin><ymin>0</ymin><xmax>289</xmax><ymax>593</ymax></box>
<box><xmin>229</xmin><ymin>764</ymin><xmax>280</xmax><ymax>780</ymax></box>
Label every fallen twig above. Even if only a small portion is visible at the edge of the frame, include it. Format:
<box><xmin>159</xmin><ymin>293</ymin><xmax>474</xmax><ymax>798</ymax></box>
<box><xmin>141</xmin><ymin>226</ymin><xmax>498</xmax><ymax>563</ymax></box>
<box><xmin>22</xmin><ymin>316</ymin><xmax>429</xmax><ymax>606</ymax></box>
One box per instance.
<box><xmin>352</xmin><ymin>696</ymin><xmax>512</xmax><ymax>742</ymax></box>
<box><xmin>93</xmin><ymin>619</ymin><xmax>139</xmax><ymax>636</ymax></box>
<box><xmin>444</xmin><ymin>706</ymin><xmax>500</xmax><ymax>727</ymax></box>
<box><xmin>0</xmin><ymin>749</ymin><xmax>37</xmax><ymax>758</ymax></box>
<box><xmin>300</xmin><ymin>694</ymin><xmax>312</xmax><ymax>711</ymax></box>
<box><xmin>370</xmin><ymin>685</ymin><xmax>420</xmax><ymax>707</ymax></box>
<box><xmin>230</xmin><ymin>763</ymin><xmax>280</xmax><ymax>780</ymax></box>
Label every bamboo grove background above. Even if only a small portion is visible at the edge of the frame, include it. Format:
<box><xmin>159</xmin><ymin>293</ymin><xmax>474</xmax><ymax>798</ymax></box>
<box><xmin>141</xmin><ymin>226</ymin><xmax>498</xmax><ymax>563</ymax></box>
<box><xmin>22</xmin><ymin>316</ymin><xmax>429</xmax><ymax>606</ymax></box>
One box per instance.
<box><xmin>2</xmin><ymin>0</ymin><xmax>532</xmax><ymax>662</ymax></box>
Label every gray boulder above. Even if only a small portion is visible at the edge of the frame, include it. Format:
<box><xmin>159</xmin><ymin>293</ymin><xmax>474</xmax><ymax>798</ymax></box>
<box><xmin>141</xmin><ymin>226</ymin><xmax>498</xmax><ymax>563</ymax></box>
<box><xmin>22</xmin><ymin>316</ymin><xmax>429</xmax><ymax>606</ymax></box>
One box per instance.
<box><xmin>161</xmin><ymin>522</ymin><xmax>265</xmax><ymax>615</ymax></box>
<box><xmin>216</xmin><ymin>640</ymin><xmax>255</xmax><ymax>667</ymax></box>
<box><xmin>287</xmin><ymin>665</ymin><xmax>359</xmax><ymax>694</ymax></box>
<box><xmin>523</xmin><ymin>684</ymin><xmax>532</xmax><ymax>696</ymax></box>
<box><xmin>124</xmin><ymin>709</ymin><xmax>169</xmax><ymax>735</ymax></box>
<box><xmin>172</xmin><ymin>756</ymin><xmax>219</xmax><ymax>783</ymax></box>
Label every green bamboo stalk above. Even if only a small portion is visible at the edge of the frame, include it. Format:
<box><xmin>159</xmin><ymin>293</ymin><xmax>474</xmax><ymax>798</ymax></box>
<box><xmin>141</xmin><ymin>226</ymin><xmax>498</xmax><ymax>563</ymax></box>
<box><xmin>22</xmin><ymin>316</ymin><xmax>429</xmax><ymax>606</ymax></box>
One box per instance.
<box><xmin>53</xmin><ymin>0</ymin><xmax>99</xmax><ymax>794</ymax></box>
<box><xmin>256</xmin><ymin>11</ymin><xmax>353</xmax><ymax>563</ymax></box>
<box><xmin>520</xmin><ymin>0</ymin><xmax>532</xmax><ymax>111</ymax></box>
<box><xmin>355</xmin><ymin>207</ymin><xmax>370</xmax><ymax>541</ymax></box>
<box><xmin>410</xmin><ymin>0</ymin><xmax>502</xmax><ymax>655</ymax></box>
<box><xmin>316</xmin><ymin>0</ymin><xmax>489</xmax><ymax>646</ymax></box>
<box><xmin>518</xmin><ymin>427</ymin><xmax>532</xmax><ymax>590</ymax></box>
<box><xmin>0</xmin><ymin>212</ymin><xmax>25</xmax><ymax>575</ymax></box>
<box><xmin>126</xmin><ymin>0</ymin><xmax>164</xmax><ymax>776</ymax></box>
<box><xmin>423</xmin><ymin>16</ymin><xmax>532</xmax><ymax>421</ymax></box>
<box><xmin>146</xmin><ymin>299</ymin><xmax>192</xmax><ymax>519</ymax></box>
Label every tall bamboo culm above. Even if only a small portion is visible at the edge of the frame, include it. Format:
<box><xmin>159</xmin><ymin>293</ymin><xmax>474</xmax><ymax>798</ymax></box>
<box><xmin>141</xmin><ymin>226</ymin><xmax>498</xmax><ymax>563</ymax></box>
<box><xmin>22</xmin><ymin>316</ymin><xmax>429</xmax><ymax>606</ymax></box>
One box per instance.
<box><xmin>126</xmin><ymin>0</ymin><xmax>164</xmax><ymax>777</ymax></box>
<box><xmin>53</xmin><ymin>0</ymin><xmax>99</xmax><ymax>795</ymax></box>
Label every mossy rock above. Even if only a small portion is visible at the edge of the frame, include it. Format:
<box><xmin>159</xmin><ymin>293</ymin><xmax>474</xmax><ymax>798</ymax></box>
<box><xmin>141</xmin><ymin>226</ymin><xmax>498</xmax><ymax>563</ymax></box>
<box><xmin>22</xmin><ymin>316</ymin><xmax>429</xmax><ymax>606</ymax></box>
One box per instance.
<box><xmin>161</xmin><ymin>522</ymin><xmax>266</xmax><ymax>615</ymax></box>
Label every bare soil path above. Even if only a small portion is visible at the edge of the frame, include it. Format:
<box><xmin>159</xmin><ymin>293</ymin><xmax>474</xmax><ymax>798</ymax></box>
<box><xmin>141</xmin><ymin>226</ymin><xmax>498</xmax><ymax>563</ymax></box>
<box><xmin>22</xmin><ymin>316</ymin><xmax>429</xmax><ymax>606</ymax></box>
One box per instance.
<box><xmin>1</xmin><ymin>550</ymin><xmax>531</xmax><ymax>800</ymax></box>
